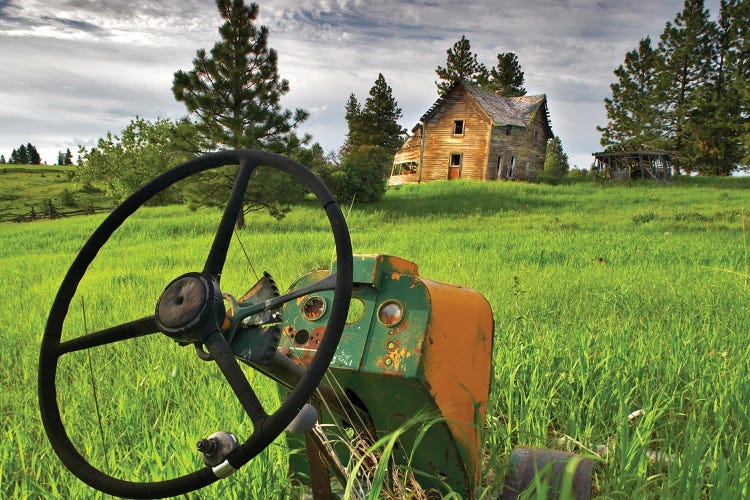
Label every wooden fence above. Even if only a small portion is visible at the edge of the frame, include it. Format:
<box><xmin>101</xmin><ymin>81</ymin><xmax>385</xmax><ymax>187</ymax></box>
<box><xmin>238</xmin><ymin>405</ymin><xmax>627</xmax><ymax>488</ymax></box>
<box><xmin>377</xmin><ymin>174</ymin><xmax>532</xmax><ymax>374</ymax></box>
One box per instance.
<box><xmin>0</xmin><ymin>199</ymin><xmax>113</xmax><ymax>223</ymax></box>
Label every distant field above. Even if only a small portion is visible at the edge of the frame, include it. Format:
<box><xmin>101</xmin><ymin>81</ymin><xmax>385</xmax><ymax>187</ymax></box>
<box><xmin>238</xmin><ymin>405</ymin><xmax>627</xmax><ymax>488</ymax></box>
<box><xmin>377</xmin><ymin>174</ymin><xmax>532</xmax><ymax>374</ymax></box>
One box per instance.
<box><xmin>2</xmin><ymin>176</ymin><xmax>749</xmax><ymax>498</ymax></box>
<box><xmin>0</xmin><ymin>164</ymin><xmax>110</xmax><ymax>216</ymax></box>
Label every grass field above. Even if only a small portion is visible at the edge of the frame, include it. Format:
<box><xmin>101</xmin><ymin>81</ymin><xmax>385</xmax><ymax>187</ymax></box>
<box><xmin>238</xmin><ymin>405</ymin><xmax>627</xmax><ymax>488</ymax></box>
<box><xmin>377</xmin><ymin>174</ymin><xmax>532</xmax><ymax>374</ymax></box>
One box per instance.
<box><xmin>0</xmin><ymin>165</ymin><xmax>111</xmax><ymax>217</ymax></box>
<box><xmin>1</xmin><ymin>175</ymin><xmax>749</xmax><ymax>498</ymax></box>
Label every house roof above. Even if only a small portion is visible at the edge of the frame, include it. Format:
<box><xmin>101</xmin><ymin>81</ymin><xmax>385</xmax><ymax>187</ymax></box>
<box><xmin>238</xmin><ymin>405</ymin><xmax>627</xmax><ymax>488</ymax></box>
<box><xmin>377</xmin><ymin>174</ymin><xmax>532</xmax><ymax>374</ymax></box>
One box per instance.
<box><xmin>416</xmin><ymin>80</ymin><xmax>550</xmax><ymax>131</ymax></box>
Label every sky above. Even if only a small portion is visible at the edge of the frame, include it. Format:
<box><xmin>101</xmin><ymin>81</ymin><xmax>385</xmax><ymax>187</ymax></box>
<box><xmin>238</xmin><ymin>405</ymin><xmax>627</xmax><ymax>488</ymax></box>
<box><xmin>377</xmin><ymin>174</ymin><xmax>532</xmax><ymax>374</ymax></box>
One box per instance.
<box><xmin>0</xmin><ymin>0</ymin><xmax>723</xmax><ymax>170</ymax></box>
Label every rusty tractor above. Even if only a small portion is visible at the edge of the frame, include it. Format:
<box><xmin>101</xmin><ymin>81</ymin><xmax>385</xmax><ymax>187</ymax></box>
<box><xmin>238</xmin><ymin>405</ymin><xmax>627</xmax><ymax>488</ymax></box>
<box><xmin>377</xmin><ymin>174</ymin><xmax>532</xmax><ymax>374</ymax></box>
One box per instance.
<box><xmin>39</xmin><ymin>151</ymin><xmax>593</xmax><ymax>498</ymax></box>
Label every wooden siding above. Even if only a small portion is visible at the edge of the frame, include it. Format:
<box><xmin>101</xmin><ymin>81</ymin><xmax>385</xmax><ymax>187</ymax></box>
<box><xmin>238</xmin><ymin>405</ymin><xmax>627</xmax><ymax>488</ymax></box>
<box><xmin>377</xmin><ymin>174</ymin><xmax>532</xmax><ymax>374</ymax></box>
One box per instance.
<box><xmin>420</xmin><ymin>86</ymin><xmax>492</xmax><ymax>182</ymax></box>
<box><xmin>487</xmin><ymin>107</ymin><xmax>549</xmax><ymax>181</ymax></box>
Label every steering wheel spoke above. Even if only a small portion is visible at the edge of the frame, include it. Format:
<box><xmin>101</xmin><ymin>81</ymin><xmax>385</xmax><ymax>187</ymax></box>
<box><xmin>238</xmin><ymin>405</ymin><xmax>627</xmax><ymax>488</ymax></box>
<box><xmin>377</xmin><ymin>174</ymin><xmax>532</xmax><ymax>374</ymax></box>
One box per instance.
<box><xmin>203</xmin><ymin>159</ymin><xmax>256</xmax><ymax>277</ymax></box>
<box><xmin>204</xmin><ymin>331</ymin><xmax>268</xmax><ymax>424</ymax></box>
<box><xmin>57</xmin><ymin>315</ymin><xmax>159</xmax><ymax>355</ymax></box>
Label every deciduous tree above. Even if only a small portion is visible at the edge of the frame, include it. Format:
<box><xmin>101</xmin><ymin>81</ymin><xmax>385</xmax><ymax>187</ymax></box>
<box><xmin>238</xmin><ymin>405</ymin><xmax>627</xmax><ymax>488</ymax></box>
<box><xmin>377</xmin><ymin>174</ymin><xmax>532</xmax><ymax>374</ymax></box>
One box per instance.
<box><xmin>77</xmin><ymin>117</ymin><xmax>191</xmax><ymax>204</ymax></box>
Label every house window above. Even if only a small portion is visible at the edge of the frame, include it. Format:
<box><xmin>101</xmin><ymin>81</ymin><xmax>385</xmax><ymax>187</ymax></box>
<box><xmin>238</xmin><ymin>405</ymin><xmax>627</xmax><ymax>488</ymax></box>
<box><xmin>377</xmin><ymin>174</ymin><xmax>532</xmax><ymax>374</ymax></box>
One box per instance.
<box><xmin>534</xmin><ymin>129</ymin><xmax>539</xmax><ymax>142</ymax></box>
<box><xmin>448</xmin><ymin>153</ymin><xmax>462</xmax><ymax>179</ymax></box>
<box><xmin>453</xmin><ymin>120</ymin><xmax>464</xmax><ymax>135</ymax></box>
<box><xmin>509</xmin><ymin>156</ymin><xmax>516</xmax><ymax>178</ymax></box>
<box><xmin>497</xmin><ymin>156</ymin><xmax>503</xmax><ymax>180</ymax></box>
<box><xmin>450</xmin><ymin>153</ymin><xmax>462</xmax><ymax>166</ymax></box>
<box><xmin>391</xmin><ymin>162</ymin><xmax>417</xmax><ymax>176</ymax></box>
<box><xmin>506</xmin><ymin>125</ymin><xmax>512</xmax><ymax>136</ymax></box>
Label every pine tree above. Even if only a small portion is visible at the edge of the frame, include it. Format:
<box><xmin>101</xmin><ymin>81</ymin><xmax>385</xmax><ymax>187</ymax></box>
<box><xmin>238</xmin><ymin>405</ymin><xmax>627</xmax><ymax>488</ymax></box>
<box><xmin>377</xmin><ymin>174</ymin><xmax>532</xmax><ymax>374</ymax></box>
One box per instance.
<box><xmin>172</xmin><ymin>0</ymin><xmax>309</xmax><ymax>225</ymax></box>
<box><xmin>0</xmin><ymin>155</ymin><xmax>5</xmax><ymax>164</ymax></box>
<box><xmin>64</xmin><ymin>148</ymin><xmax>74</xmax><ymax>165</ymax></box>
<box><xmin>360</xmin><ymin>74</ymin><xmax>406</xmax><ymax>154</ymax></box>
<box><xmin>344</xmin><ymin>74</ymin><xmax>405</xmax><ymax>154</ymax></box>
<box><xmin>542</xmin><ymin>136</ymin><xmax>570</xmax><ymax>182</ymax></box>
<box><xmin>57</xmin><ymin>151</ymin><xmax>65</xmax><ymax>166</ymax></box>
<box><xmin>344</xmin><ymin>93</ymin><xmax>365</xmax><ymax>150</ymax></box>
<box><xmin>656</xmin><ymin>0</ymin><xmax>715</xmax><ymax>173</ymax></box>
<box><xmin>481</xmin><ymin>52</ymin><xmax>527</xmax><ymax>97</ymax></box>
<box><xmin>598</xmin><ymin>37</ymin><xmax>665</xmax><ymax>151</ymax></box>
<box><xmin>17</xmin><ymin>145</ymin><xmax>29</xmax><ymax>164</ymax></box>
<box><xmin>9</xmin><ymin>149</ymin><xmax>18</xmax><ymax>164</ymax></box>
<box><xmin>686</xmin><ymin>0</ymin><xmax>748</xmax><ymax>174</ymax></box>
<box><xmin>27</xmin><ymin>143</ymin><xmax>41</xmax><ymax>164</ymax></box>
<box><xmin>435</xmin><ymin>35</ymin><xmax>488</xmax><ymax>96</ymax></box>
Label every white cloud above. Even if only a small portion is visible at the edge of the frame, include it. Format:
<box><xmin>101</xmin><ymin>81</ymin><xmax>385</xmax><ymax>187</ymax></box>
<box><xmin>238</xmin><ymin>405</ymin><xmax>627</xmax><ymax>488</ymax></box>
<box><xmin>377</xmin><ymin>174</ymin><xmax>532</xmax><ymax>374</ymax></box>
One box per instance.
<box><xmin>0</xmin><ymin>0</ymin><xmax>723</xmax><ymax>164</ymax></box>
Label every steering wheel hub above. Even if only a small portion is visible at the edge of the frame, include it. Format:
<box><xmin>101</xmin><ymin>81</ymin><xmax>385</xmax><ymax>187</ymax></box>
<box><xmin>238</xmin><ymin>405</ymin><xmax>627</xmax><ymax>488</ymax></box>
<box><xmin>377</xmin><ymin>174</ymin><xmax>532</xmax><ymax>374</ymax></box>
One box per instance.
<box><xmin>155</xmin><ymin>274</ymin><xmax>210</xmax><ymax>336</ymax></box>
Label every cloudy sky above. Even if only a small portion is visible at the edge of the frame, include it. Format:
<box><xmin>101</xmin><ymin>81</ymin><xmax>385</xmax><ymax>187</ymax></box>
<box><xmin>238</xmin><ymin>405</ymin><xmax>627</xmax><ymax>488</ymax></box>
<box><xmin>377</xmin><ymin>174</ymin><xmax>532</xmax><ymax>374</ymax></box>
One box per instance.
<box><xmin>0</xmin><ymin>0</ymin><xmax>722</xmax><ymax>169</ymax></box>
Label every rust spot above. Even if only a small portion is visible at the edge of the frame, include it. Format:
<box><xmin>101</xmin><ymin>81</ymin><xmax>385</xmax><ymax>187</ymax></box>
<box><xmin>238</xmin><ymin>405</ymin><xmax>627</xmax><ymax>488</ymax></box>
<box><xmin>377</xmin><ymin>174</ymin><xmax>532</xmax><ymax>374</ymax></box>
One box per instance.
<box><xmin>377</xmin><ymin>346</ymin><xmax>411</xmax><ymax>372</ymax></box>
<box><xmin>293</xmin><ymin>351</ymin><xmax>314</xmax><ymax>366</ymax></box>
<box><xmin>310</xmin><ymin>325</ymin><xmax>326</xmax><ymax>347</ymax></box>
<box><xmin>390</xmin><ymin>272</ymin><xmax>401</xmax><ymax>281</ymax></box>
<box><xmin>283</xmin><ymin>325</ymin><xmax>296</xmax><ymax>337</ymax></box>
<box><xmin>388</xmin><ymin>319</ymin><xmax>410</xmax><ymax>335</ymax></box>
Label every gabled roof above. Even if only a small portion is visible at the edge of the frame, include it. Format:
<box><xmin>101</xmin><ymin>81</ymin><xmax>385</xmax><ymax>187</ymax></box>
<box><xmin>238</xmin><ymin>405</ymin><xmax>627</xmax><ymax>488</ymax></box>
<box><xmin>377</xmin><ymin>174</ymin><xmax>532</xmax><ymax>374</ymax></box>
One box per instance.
<box><xmin>416</xmin><ymin>80</ymin><xmax>550</xmax><ymax>131</ymax></box>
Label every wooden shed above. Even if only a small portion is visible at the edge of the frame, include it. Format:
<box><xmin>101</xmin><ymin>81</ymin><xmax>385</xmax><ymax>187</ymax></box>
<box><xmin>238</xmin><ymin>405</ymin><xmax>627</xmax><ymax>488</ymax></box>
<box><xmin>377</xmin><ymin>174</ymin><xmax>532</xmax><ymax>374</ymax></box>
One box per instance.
<box><xmin>592</xmin><ymin>150</ymin><xmax>673</xmax><ymax>181</ymax></box>
<box><xmin>391</xmin><ymin>80</ymin><xmax>553</xmax><ymax>185</ymax></box>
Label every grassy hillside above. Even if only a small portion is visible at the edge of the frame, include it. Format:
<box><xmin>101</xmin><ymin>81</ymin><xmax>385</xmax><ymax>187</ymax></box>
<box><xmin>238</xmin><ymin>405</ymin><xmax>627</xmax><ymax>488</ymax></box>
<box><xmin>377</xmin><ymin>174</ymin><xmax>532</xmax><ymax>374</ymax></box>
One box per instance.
<box><xmin>2</xmin><ymin>177</ymin><xmax>749</xmax><ymax>498</ymax></box>
<box><xmin>0</xmin><ymin>165</ymin><xmax>110</xmax><ymax>218</ymax></box>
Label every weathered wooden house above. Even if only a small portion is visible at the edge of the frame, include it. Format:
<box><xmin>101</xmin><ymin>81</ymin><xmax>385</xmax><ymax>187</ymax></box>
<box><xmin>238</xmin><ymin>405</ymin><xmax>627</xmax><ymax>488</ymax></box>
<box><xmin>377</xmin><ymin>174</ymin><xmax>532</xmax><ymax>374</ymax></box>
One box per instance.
<box><xmin>391</xmin><ymin>80</ymin><xmax>553</xmax><ymax>184</ymax></box>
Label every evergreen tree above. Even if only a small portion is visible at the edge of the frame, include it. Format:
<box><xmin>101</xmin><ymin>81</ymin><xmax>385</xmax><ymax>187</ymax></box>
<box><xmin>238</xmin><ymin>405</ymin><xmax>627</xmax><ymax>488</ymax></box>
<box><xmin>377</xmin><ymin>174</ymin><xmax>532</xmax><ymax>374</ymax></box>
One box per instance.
<box><xmin>656</xmin><ymin>0</ymin><xmax>715</xmax><ymax>173</ymax></box>
<box><xmin>541</xmin><ymin>136</ymin><xmax>570</xmax><ymax>182</ymax></box>
<box><xmin>435</xmin><ymin>35</ymin><xmax>488</xmax><ymax>95</ymax></box>
<box><xmin>686</xmin><ymin>0</ymin><xmax>749</xmax><ymax>174</ymax></box>
<box><xmin>27</xmin><ymin>143</ymin><xmax>41</xmax><ymax>164</ymax></box>
<box><xmin>17</xmin><ymin>145</ymin><xmax>29</xmax><ymax>164</ymax></box>
<box><xmin>358</xmin><ymin>73</ymin><xmax>406</xmax><ymax>154</ymax></box>
<box><xmin>57</xmin><ymin>151</ymin><xmax>65</xmax><ymax>165</ymax></box>
<box><xmin>0</xmin><ymin>155</ymin><xmax>5</xmax><ymax>164</ymax></box>
<box><xmin>172</xmin><ymin>0</ymin><xmax>308</xmax><ymax>225</ymax></box>
<box><xmin>9</xmin><ymin>149</ymin><xmax>18</xmax><ymax>164</ymax></box>
<box><xmin>344</xmin><ymin>93</ymin><xmax>366</xmax><ymax>150</ymax></box>
<box><xmin>480</xmin><ymin>52</ymin><xmax>527</xmax><ymax>97</ymax></box>
<box><xmin>598</xmin><ymin>37</ymin><xmax>666</xmax><ymax>151</ymax></box>
<box><xmin>64</xmin><ymin>148</ymin><xmax>74</xmax><ymax>165</ymax></box>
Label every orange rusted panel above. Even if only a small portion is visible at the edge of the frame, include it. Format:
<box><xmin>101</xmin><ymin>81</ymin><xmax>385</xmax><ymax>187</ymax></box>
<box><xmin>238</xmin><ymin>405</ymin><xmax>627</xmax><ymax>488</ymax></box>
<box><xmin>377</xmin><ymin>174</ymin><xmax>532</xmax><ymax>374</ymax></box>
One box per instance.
<box><xmin>420</xmin><ymin>278</ymin><xmax>494</xmax><ymax>486</ymax></box>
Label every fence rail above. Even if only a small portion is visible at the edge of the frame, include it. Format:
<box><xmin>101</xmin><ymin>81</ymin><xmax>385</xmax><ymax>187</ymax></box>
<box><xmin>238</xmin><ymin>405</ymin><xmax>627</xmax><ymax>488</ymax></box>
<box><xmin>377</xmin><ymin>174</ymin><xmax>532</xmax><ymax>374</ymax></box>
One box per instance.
<box><xmin>0</xmin><ymin>199</ymin><xmax>113</xmax><ymax>223</ymax></box>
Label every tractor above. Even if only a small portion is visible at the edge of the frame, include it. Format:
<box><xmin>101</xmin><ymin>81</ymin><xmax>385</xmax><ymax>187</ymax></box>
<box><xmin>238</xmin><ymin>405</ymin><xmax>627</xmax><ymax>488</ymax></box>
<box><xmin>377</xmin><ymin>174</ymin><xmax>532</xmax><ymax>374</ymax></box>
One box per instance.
<box><xmin>39</xmin><ymin>151</ymin><xmax>593</xmax><ymax>498</ymax></box>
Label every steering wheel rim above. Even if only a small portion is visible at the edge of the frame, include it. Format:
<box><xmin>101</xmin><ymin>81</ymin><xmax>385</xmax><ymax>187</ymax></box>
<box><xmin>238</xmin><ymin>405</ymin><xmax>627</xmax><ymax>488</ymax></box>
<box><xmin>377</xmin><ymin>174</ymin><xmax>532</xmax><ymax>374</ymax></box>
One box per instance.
<box><xmin>38</xmin><ymin>150</ymin><xmax>353</xmax><ymax>498</ymax></box>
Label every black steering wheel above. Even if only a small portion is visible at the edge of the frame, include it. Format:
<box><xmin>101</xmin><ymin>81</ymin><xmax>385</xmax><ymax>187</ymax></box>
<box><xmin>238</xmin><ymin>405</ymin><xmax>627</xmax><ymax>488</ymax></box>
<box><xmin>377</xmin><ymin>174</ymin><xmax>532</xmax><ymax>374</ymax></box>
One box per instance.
<box><xmin>39</xmin><ymin>150</ymin><xmax>353</xmax><ymax>498</ymax></box>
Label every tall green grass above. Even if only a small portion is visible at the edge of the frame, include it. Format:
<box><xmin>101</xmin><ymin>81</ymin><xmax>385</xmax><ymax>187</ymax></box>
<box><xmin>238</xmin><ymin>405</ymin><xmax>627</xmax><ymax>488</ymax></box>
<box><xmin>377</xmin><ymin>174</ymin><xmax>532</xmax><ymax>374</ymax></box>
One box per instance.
<box><xmin>1</xmin><ymin>176</ymin><xmax>749</xmax><ymax>498</ymax></box>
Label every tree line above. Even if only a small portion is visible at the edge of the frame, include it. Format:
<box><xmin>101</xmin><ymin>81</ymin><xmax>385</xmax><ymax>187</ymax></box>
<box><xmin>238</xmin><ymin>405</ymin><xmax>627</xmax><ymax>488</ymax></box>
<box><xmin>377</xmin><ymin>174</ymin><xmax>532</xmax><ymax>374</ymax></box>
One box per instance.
<box><xmin>1</xmin><ymin>144</ymin><xmax>41</xmax><ymax>165</ymax></box>
<box><xmin>598</xmin><ymin>0</ymin><xmax>749</xmax><ymax>175</ymax></box>
<box><xmin>0</xmin><ymin>144</ymin><xmax>75</xmax><ymax>165</ymax></box>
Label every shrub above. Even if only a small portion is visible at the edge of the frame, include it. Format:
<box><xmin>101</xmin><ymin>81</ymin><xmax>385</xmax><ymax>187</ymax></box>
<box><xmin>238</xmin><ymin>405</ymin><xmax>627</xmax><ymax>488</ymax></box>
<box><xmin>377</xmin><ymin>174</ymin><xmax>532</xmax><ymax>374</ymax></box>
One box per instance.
<box><xmin>321</xmin><ymin>145</ymin><xmax>391</xmax><ymax>203</ymax></box>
